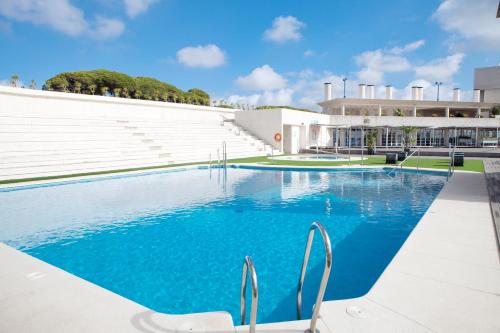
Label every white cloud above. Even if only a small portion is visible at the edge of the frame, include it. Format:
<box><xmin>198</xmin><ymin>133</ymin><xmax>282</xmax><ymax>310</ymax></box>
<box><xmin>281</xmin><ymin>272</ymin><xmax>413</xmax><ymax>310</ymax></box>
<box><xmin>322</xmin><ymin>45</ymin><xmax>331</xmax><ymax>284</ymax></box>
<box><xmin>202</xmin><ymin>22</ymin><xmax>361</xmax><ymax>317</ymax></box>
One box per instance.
<box><xmin>388</xmin><ymin>39</ymin><xmax>425</xmax><ymax>55</ymax></box>
<box><xmin>264</xmin><ymin>16</ymin><xmax>305</xmax><ymax>43</ymax></box>
<box><xmin>236</xmin><ymin>65</ymin><xmax>287</xmax><ymax>91</ymax></box>
<box><xmin>304</xmin><ymin>50</ymin><xmax>315</xmax><ymax>57</ymax></box>
<box><xmin>226</xmin><ymin>89</ymin><xmax>294</xmax><ymax>107</ymax></box>
<box><xmin>0</xmin><ymin>18</ymin><xmax>12</xmax><ymax>35</ymax></box>
<box><xmin>432</xmin><ymin>0</ymin><xmax>500</xmax><ymax>49</ymax></box>
<box><xmin>0</xmin><ymin>0</ymin><xmax>124</xmax><ymax>39</ymax></box>
<box><xmin>414</xmin><ymin>53</ymin><xmax>465</xmax><ymax>82</ymax></box>
<box><xmin>176</xmin><ymin>44</ymin><xmax>226</xmax><ymax>68</ymax></box>
<box><xmin>355</xmin><ymin>49</ymin><xmax>411</xmax><ymax>84</ymax></box>
<box><xmin>0</xmin><ymin>0</ymin><xmax>87</xmax><ymax>36</ymax></box>
<box><xmin>91</xmin><ymin>16</ymin><xmax>125</xmax><ymax>40</ymax></box>
<box><xmin>123</xmin><ymin>0</ymin><xmax>158</xmax><ymax>18</ymax></box>
<box><xmin>354</xmin><ymin>40</ymin><xmax>426</xmax><ymax>84</ymax></box>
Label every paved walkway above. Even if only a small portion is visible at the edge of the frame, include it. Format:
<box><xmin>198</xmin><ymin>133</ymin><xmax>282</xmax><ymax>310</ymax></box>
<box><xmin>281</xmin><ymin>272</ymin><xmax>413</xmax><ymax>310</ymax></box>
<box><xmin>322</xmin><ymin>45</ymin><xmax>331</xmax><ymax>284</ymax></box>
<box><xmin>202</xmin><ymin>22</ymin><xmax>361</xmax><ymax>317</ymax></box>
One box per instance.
<box><xmin>319</xmin><ymin>172</ymin><xmax>500</xmax><ymax>332</ymax></box>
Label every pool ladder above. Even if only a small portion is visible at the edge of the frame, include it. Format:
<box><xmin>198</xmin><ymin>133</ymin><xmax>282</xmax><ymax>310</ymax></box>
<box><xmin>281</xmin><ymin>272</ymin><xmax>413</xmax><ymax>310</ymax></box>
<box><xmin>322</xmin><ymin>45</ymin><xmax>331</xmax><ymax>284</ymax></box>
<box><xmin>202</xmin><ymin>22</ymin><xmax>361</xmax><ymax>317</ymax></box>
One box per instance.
<box><xmin>240</xmin><ymin>222</ymin><xmax>333</xmax><ymax>333</ymax></box>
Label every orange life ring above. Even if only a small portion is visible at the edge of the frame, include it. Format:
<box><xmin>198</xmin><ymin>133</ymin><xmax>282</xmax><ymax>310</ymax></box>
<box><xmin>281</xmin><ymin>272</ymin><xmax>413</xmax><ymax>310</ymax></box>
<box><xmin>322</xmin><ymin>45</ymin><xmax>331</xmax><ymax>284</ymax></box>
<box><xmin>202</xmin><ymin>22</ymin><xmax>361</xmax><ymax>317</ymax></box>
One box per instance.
<box><xmin>274</xmin><ymin>132</ymin><xmax>282</xmax><ymax>142</ymax></box>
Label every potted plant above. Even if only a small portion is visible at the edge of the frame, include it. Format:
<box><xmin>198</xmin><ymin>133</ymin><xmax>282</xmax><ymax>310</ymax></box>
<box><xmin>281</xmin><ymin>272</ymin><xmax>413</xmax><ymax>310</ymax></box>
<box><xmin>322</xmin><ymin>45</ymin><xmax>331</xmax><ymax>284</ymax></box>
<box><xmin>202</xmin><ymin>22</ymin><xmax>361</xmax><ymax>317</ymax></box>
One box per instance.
<box><xmin>401</xmin><ymin>126</ymin><xmax>417</xmax><ymax>154</ymax></box>
<box><xmin>491</xmin><ymin>106</ymin><xmax>500</xmax><ymax>118</ymax></box>
<box><xmin>366</xmin><ymin>132</ymin><xmax>377</xmax><ymax>155</ymax></box>
<box><xmin>393</xmin><ymin>108</ymin><xmax>404</xmax><ymax>117</ymax></box>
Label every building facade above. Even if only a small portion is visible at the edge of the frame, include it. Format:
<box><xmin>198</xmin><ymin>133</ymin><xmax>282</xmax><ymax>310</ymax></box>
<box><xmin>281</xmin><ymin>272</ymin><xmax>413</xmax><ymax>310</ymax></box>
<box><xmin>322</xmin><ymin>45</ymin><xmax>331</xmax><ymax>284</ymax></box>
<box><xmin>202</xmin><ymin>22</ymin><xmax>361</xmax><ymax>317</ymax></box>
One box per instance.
<box><xmin>236</xmin><ymin>67</ymin><xmax>500</xmax><ymax>153</ymax></box>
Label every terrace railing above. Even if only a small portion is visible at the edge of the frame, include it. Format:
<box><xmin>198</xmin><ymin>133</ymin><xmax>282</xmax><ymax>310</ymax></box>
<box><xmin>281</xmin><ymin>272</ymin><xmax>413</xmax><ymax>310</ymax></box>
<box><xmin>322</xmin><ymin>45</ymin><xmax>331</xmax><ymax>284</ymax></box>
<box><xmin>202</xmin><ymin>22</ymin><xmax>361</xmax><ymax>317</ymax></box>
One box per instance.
<box><xmin>240</xmin><ymin>256</ymin><xmax>258</xmax><ymax>333</ymax></box>
<box><xmin>297</xmin><ymin>222</ymin><xmax>333</xmax><ymax>333</ymax></box>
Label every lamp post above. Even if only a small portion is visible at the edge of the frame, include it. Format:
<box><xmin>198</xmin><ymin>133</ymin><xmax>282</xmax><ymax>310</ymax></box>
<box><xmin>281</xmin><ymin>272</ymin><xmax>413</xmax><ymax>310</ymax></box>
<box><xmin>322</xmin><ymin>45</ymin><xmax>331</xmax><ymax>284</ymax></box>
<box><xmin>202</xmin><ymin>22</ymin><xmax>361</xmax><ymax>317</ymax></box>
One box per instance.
<box><xmin>435</xmin><ymin>82</ymin><xmax>443</xmax><ymax>101</ymax></box>
<box><xmin>342</xmin><ymin>77</ymin><xmax>347</xmax><ymax>98</ymax></box>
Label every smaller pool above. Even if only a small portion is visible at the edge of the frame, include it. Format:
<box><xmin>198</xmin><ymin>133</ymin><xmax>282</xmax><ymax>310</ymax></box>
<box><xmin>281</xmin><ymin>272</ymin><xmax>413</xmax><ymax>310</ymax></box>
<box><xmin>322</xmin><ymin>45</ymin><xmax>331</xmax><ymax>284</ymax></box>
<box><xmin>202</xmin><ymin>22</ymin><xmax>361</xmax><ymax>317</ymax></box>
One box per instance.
<box><xmin>272</xmin><ymin>154</ymin><xmax>365</xmax><ymax>162</ymax></box>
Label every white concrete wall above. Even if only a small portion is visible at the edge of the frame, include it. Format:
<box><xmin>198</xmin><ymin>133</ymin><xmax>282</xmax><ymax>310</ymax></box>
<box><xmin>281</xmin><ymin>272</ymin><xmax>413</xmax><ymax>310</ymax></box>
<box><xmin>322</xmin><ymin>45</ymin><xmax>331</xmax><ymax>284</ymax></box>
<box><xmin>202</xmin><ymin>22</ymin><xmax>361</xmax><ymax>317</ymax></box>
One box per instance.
<box><xmin>0</xmin><ymin>86</ymin><xmax>235</xmax><ymax>121</ymax></box>
<box><xmin>281</xmin><ymin>109</ymin><xmax>330</xmax><ymax>148</ymax></box>
<box><xmin>234</xmin><ymin>109</ymin><xmax>283</xmax><ymax>150</ymax></box>
<box><xmin>484</xmin><ymin>89</ymin><xmax>500</xmax><ymax>103</ymax></box>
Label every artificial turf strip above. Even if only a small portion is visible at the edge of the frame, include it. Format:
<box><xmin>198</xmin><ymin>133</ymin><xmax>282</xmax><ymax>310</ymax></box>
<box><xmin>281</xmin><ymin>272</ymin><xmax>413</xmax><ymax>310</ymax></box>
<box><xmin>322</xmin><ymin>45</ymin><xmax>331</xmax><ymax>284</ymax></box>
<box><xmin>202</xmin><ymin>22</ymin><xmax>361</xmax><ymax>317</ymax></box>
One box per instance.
<box><xmin>0</xmin><ymin>155</ymin><xmax>483</xmax><ymax>185</ymax></box>
<box><xmin>230</xmin><ymin>155</ymin><xmax>485</xmax><ymax>172</ymax></box>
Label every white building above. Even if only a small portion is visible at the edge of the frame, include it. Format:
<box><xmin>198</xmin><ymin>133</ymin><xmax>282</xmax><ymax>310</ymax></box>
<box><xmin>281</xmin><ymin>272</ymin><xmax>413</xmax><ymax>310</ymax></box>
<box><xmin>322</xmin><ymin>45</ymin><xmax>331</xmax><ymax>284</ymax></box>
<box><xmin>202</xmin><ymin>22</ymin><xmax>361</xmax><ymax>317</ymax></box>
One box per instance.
<box><xmin>236</xmin><ymin>67</ymin><xmax>500</xmax><ymax>153</ymax></box>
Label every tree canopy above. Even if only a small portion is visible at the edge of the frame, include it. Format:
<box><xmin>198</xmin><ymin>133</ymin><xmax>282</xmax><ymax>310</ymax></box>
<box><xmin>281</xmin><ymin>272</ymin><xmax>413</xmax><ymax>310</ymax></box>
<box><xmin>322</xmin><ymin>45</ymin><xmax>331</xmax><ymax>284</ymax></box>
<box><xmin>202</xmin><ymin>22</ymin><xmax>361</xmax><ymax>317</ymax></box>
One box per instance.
<box><xmin>255</xmin><ymin>105</ymin><xmax>314</xmax><ymax>113</ymax></box>
<box><xmin>43</xmin><ymin>69</ymin><xmax>210</xmax><ymax>106</ymax></box>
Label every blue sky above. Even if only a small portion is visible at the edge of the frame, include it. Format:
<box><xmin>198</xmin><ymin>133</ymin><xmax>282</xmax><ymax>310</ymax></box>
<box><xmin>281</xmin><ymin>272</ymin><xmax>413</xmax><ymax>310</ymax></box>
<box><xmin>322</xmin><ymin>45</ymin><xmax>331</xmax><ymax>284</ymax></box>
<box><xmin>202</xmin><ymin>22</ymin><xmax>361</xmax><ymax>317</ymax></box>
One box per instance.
<box><xmin>0</xmin><ymin>0</ymin><xmax>499</xmax><ymax>110</ymax></box>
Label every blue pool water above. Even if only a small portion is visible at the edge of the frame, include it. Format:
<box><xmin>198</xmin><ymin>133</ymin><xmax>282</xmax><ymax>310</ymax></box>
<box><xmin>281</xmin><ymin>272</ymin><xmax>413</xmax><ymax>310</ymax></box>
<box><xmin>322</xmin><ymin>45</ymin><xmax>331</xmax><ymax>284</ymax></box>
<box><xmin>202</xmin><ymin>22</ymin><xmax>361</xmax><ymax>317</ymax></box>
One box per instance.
<box><xmin>0</xmin><ymin>166</ymin><xmax>446</xmax><ymax>324</ymax></box>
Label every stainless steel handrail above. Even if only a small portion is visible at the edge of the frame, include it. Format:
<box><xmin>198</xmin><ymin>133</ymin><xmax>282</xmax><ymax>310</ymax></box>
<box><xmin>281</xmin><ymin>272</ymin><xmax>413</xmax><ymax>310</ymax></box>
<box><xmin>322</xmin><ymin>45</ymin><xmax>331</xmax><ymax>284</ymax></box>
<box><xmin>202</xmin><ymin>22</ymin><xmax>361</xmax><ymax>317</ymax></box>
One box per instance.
<box><xmin>447</xmin><ymin>146</ymin><xmax>456</xmax><ymax>181</ymax></box>
<box><xmin>387</xmin><ymin>148</ymin><xmax>420</xmax><ymax>176</ymax></box>
<box><xmin>297</xmin><ymin>222</ymin><xmax>333</xmax><ymax>333</ymax></box>
<box><xmin>241</xmin><ymin>256</ymin><xmax>258</xmax><ymax>333</ymax></box>
<box><xmin>222</xmin><ymin>141</ymin><xmax>227</xmax><ymax>167</ymax></box>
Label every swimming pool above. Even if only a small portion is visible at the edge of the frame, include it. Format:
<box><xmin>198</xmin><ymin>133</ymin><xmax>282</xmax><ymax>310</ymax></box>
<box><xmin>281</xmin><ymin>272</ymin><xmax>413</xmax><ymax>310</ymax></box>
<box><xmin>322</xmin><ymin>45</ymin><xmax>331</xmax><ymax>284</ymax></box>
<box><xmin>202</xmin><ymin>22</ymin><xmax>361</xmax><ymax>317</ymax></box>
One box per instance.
<box><xmin>0</xmin><ymin>166</ymin><xmax>446</xmax><ymax>324</ymax></box>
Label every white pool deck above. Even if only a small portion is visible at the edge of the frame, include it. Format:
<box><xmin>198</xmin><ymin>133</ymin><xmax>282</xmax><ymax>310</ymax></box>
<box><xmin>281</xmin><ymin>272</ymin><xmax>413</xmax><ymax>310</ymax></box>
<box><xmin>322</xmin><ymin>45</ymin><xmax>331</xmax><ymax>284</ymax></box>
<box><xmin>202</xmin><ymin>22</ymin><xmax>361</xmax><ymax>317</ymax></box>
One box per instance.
<box><xmin>0</xmin><ymin>168</ymin><xmax>499</xmax><ymax>332</ymax></box>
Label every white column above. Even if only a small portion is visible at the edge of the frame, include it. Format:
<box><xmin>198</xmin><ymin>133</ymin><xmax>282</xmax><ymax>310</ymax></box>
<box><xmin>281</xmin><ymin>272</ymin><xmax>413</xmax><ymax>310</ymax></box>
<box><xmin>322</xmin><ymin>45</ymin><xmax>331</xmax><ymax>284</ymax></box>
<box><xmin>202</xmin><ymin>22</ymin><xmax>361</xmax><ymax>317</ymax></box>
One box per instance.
<box><xmin>477</xmin><ymin>107</ymin><xmax>481</xmax><ymax>118</ymax></box>
<box><xmin>335</xmin><ymin>128</ymin><xmax>339</xmax><ymax>153</ymax></box>
<box><xmin>385</xmin><ymin>127</ymin><xmax>389</xmax><ymax>148</ymax></box>
<box><xmin>445</xmin><ymin>107</ymin><xmax>450</xmax><ymax>118</ymax></box>
<box><xmin>378</xmin><ymin>105</ymin><xmax>382</xmax><ymax>117</ymax></box>
<box><xmin>341</xmin><ymin>104</ymin><xmax>345</xmax><ymax>116</ymax></box>
<box><xmin>412</xmin><ymin>106</ymin><xmax>417</xmax><ymax>117</ymax></box>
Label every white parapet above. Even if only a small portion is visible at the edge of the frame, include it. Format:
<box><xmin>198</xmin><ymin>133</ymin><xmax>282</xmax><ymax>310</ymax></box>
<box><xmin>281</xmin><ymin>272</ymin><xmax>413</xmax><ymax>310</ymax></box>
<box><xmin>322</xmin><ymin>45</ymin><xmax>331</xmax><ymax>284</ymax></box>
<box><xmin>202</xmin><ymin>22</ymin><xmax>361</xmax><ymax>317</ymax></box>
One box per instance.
<box><xmin>453</xmin><ymin>88</ymin><xmax>461</xmax><ymax>102</ymax></box>
<box><xmin>385</xmin><ymin>85</ymin><xmax>393</xmax><ymax>99</ymax></box>
<box><xmin>324</xmin><ymin>82</ymin><xmax>332</xmax><ymax>101</ymax></box>
<box><xmin>358</xmin><ymin>84</ymin><xmax>366</xmax><ymax>99</ymax></box>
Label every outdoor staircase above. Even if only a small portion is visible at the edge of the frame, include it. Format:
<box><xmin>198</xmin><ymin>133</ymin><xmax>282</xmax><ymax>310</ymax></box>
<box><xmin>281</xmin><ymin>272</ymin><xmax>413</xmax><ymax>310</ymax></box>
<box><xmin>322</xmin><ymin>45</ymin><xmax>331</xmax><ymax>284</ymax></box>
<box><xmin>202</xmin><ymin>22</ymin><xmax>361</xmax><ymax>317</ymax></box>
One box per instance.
<box><xmin>0</xmin><ymin>112</ymin><xmax>276</xmax><ymax>181</ymax></box>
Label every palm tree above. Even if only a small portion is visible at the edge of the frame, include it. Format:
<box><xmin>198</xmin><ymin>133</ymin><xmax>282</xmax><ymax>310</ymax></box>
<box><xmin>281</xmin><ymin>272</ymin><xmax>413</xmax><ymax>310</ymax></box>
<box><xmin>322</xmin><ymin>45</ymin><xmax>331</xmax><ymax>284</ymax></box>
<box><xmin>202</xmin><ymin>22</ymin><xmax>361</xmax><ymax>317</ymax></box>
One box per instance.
<box><xmin>89</xmin><ymin>84</ymin><xmax>97</xmax><ymax>95</ymax></box>
<box><xmin>401</xmin><ymin>126</ymin><xmax>417</xmax><ymax>152</ymax></box>
<box><xmin>10</xmin><ymin>74</ymin><xmax>19</xmax><ymax>87</ymax></box>
<box><xmin>29</xmin><ymin>80</ymin><xmax>37</xmax><ymax>89</ymax></box>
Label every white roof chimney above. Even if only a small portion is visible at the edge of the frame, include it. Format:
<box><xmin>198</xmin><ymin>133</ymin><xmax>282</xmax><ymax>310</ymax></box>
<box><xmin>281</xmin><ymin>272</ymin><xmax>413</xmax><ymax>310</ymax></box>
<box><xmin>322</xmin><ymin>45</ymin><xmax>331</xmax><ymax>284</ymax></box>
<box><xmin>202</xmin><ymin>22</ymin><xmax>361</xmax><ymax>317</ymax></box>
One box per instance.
<box><xmin>366</xmin><ymin>85</ymin><xmax>375</xmax><ymax>99</ymax></box>
<box><xmin>453</xmin><ymin>88</ymin><xmax>461</xmax><ymax>102</ymax></box>
<box><xmin>411</xmin><ymin>86</ymin><xmax>418</xmax><ymax>100</ymax></box>
<box><xmin>418</xmin><ymin>86</ymin><xmax>424</xmax><ymax>100</ymax></box>
<box><xmin>385</xmin><ymin>85</ymin><xmax>393</xmax><ymax>99</ymax></box>
<box><xmin>324</xmin><ymin>82</ymin><xmax>332</xmax><ymax>101</ymax></box>
<box><xmin>358</xmin><ymin>84</ymin><xmax>366</xmax><ymax>99</ymax></box>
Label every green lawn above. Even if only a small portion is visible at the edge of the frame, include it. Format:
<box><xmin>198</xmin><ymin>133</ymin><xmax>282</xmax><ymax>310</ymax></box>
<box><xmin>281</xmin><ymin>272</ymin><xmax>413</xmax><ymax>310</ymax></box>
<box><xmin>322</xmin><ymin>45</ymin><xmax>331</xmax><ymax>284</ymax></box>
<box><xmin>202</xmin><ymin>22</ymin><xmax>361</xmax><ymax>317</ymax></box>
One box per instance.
<box><xmin>229</xmin><ymin>155</ymin><xmax>485</xmax><ymax>173</ymax></box>
<box><xmin>0</xmin><ymin>155</ymin><xmax>484</xmax><ymax>185</ymax></box>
